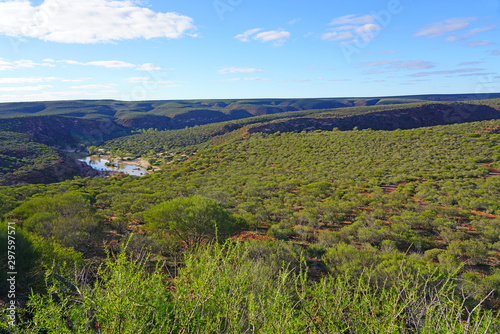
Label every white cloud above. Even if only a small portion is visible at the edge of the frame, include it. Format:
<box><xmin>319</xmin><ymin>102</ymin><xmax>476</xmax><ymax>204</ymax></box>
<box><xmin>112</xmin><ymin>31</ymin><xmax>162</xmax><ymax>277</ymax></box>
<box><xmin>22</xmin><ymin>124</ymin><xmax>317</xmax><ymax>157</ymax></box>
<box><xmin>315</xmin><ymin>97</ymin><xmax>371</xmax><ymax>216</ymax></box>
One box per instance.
<box><xmin>409</xmin><ymin>68</ymin><xmax>484</xmax><ymax>77</ymax></box>
<box><xmin>253</xmin><ymin>30</ymin><xmax>291</xmax><ymax>45</ymax></box>
<box><xmin>136</xmin><ymin>63</ymin><xmax>164</xmax><ymax>71</ymax></box>
<box><xmin>59</xmin><ymin>59</ymin><xmax>136</xmax><ymax>68</ymax></box>
<box><xmin>0</xmin><ymin>76</ymin><xmax>89</xmax><ymax>84</ymax></box>
<box><xmin>224</xmin><ymin>77</ymin><xmax>273</xmax><ymax>82</ymax></box>
<box><xmin>128</xmin><ymin>77</ymin><xmax>149</xmax><ymax>83</ymax></box>
<box><xmin>360</xmin><ymin>60</ymin><xmax>400</xmax><ymax>67</ymax></box>
<box><xmin>87</xmin><ymin>61</ymin><xmax>136</xmax><ymax>68</ymax></box>
<box><xmin>0</xmin><ymin>85</ymin><xmax>52</xmax><ymax>92</ymax></box>
<box><xmin>414</xmin><ymin>17</ymin><xmax>476</xmax><ymax>38</ymax></box>
<box><xmin>355</xmin><ymin>24</ymin><xmax>380</xmax><ymax>38</ymax></box>
<box><xmin>323</xmin><ymin>14</ymin><xmax>381</xmax><ymax>43</ymax></box>
<box><xmin>444</xmin><ymin>24</ymin><xmax>496</xmax><ymax>42</ymax></box>
<box><xmin>70</xmin><ymin>84</ymin><xmax>116</xmax><ymax>90</ymax></box>
<box><xmin>62</xmin><ymin>78</ymin><xmax>88</xmax><ymax>83</ymax></box>
<box><xmin>0</xmin><ymin>58</ymin><xmax>40</xmax><ymax>71</ymax></box>
<box><xmin>328</xmin><ymin>14</ymin><xmax>375</xmax><ymax>26</ymax></box>
<box><xmin>127</xmin><ymin>77</ymin><xmax>174</xmax><ymax>85</ymax></box>
<box><xmin>458</xmin><ymin>72</ymin><xmax>496</xmax><ymax>77</ymax></box>
<box><xmin>218</xmin><ymin>67</ymin><xmax>264</xmax><ymax>74</ymax></box>
<box><xmin>235</xmin><ymin>28</ymin><xmax>262</xmax><ymax>42</ymax></box>
<box><xmin>359</xmin><ymin>60</ymin><xmax>436</xmax><ymax>75</ymax></box>
<box><xmin>458</xmin><ymin>61</ymin><xmax>484</xmax><ymax>66</ymax></box>
<box><xmin>235</xmin><ymin>28</ymin><xmax>290</xmax><ymax>45</ymax></box>
<box><xmin>392</xmin><ymin>60</ymin><xmax>436</xmax><ymax>70</ymax></box>
<box><xmin>321</xmin><ymin>31</ymin><xmax>354</xmax><ymax>41</ymax></box>
<box><xmin>0</xmin><ymin>77</ymin><xmax>52</xmax><ymax>84</ymax></box>
<box><xmin>464</xmin><ymin>40</ymin><xmax>492</xmax><ymax>47</ymax></box>
<box><xmin>280</xmin><ymin>79</ymin><xmax>311</xmax><ymax>82</ymax></box>
<box><xmin>57</xmin><ymin>59</ymin><xmax>164</xmax><ymax>71</ymax></box>
<box><xmin>492</xmin><ymin>50</ymin><xmax>500</xmax><ymax>56</ymax></box>
<box><xmin>360</xmin><ymin>60</ymin><xmax>435</xmax><ymax>70</ymax></box>
<box><xmin>0</xmin><ymin>0</ymin><xmax>196</xmax><ymax>44</ymax></box>
<box><xmin>0</xmin><ymin>89</ymin><xmax>125</xmax><ymax>102</ymax></box>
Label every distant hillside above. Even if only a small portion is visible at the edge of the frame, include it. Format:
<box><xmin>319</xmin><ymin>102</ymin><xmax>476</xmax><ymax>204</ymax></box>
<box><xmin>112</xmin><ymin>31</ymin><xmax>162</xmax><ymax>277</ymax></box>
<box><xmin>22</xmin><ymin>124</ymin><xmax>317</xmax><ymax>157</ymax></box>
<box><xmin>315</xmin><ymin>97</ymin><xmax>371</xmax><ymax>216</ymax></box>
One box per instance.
<box><xmin>0</xmin><ymin>116</ymin><xmax>127</xmax><ymax>146</ymax></box>
<box><xmin>1</xmin><ymin>93</ymin><xmax>499</xmax><ymax>131</ymax></box>
<box><xmin>0</xmin><ymin>116</ymin><xmax>125</xmax><ymax>184</ymax></box>
<box><xmin>248</xmin><ymin>103</ymin><xmax>500</xmax><ymax>134</ymax></box>
<box><xmin>102</xmin><ymin>100</ymin><xmax>500</xmax><ymax>157</ymax></box>
<box><xmin>0</xmin><ymin>96</ymin><xmax>499</xmax><ymax>186</ymax></box>
<box><xmin>0</xmin><ymin>131</ymin><xmax>100</xmax><ymax>186</ymax></box>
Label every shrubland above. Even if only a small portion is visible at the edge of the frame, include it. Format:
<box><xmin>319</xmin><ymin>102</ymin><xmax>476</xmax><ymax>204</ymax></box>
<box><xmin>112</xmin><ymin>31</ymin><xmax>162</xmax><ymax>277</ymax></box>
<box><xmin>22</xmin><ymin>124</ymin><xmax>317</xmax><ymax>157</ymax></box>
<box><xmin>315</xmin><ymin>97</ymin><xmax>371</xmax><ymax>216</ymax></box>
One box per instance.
<box><xmin>1</xmin><ymin>101</ymin><xmax>500</xmax><ymax>331</ymax></box>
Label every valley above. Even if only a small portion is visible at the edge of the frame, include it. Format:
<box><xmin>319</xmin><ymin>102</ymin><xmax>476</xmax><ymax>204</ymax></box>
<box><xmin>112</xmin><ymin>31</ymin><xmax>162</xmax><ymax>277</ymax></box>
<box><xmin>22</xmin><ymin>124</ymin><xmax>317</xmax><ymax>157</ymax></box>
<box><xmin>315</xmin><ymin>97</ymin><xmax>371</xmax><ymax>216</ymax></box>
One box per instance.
<box><xmin>1</xmin><ymin>95</ymin><xmax>500</xmax><ymax>332</ymax></box>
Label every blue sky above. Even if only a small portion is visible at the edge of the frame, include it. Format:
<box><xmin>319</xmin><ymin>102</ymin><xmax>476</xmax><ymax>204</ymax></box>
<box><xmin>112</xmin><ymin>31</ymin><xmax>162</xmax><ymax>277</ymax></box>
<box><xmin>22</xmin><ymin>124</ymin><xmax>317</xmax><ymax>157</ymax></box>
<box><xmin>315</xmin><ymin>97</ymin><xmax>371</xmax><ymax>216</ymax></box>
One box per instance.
<box><xmin>0</xmin><ymin>0</ymin><xmax>499</xmax><ymax>102</ymax></box>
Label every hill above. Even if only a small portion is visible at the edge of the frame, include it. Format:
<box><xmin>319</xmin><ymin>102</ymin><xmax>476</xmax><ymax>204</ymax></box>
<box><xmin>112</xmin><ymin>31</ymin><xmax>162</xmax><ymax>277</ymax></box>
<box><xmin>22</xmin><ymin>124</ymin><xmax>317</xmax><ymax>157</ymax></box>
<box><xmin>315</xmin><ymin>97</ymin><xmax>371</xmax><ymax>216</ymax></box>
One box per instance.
<box><xmin>2</xmin><ymin>116</ymin><xmax>500</xmax><ymax>331</ymax></box>
<box><xmin>0</xmin><ymin>93</ymin><xmax>499</xmax><ymax>130</ymax></box>
<box><xmin>0</xmin><ymin>98</ymin><xmax>499</xmax><ymax>185</ymax></box>
<box><xmin>248</xmin><ymin>102</ymin><xmax>500</xmax><ymax>134</ymax></box>
<box><xmin>1</xmin><ymin>97</ymin><xmax>500</xmax><ymax>331</ymax></box>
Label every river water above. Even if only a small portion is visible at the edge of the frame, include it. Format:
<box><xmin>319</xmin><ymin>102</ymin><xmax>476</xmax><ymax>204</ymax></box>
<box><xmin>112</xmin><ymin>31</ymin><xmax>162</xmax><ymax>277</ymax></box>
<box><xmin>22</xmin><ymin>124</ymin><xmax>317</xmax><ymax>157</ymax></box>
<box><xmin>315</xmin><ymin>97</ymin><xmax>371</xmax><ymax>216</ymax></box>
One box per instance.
<box><xmin>79</xmin><ymin>156</ymin><xmax>149</xmax><ymax>176</ymax></box>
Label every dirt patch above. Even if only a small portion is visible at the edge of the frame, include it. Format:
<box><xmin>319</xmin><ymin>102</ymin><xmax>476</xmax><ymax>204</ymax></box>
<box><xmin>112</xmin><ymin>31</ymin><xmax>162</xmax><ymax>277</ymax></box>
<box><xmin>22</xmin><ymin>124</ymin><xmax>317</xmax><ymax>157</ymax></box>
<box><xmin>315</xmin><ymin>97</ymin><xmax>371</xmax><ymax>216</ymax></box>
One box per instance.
<box><xmin>231</xmin><ymin>231</ymin><xmax>273</xmax><ymax>242</ymax></box>
<box><xmin>381</xmin><ymin>185</ymin><xmax>398</xmax><ymax>194</ymax></box>
<box><xmin>479</xmin><ymin>163</ymin><xmax>500</xmax><ymax>178</ymax></box>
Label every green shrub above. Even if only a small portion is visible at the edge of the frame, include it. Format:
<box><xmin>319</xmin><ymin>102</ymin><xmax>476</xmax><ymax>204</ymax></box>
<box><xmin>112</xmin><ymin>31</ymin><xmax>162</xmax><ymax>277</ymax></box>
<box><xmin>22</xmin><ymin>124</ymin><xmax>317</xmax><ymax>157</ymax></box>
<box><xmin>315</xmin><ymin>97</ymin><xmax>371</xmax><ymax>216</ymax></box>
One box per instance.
<box><xmin>11</xmin><ymin>191</ymin><xmax>104</xmax><ymax>251</ymax></box>
<box><xmin>267</xmin><ymin>223</ymin><xmax>294</xmax><ymax>241</ymax></box>
<box><xmin>307</xmin><ymin>243</ymin><xmax>327</xmax><ymax>258</ymax></box>
<box><xmin>424</xmin><ymin>248</ymin><xmax>445</xmax><ymax>262</ymax></box>
<box><xmin>18</xmin><ymin>241</ymin><xmax>499</xmax><ymax>333</ymax></box>
<box><xmin>317</xmin><ymin>229</ymin><xmax>341</xmax><ymax>247</ymax></box>
<box><xmin>144</xmin><ymin>195</ymin><xmax>247</xmax><ymax>246</ymax></box>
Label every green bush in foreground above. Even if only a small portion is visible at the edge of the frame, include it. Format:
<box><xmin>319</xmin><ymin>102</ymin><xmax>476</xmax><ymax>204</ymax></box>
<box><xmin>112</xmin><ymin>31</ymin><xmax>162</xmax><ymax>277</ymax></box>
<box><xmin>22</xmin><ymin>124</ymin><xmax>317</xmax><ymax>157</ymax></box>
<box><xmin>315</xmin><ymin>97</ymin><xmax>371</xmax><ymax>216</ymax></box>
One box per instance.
<box><xmin>5</xmin><ymin>240</ymin><xmax>498</xmax><ymax>333</ymax></box>
<box><xmin>144</xmin><ymin>195</ymin><xmax>247</xmax><ymax>246</ymax></box>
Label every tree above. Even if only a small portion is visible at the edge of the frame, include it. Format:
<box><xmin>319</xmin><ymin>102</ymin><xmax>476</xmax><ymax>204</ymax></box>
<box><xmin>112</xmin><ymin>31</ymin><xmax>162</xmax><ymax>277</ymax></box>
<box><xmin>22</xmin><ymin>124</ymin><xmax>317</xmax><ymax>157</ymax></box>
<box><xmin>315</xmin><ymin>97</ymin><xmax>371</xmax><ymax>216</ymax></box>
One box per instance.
<box><xmin>11</xmin><ymin>191</ymin><xmax>104</xmax><ymax>251</ymax></box>
<box><xmin>87</xmin><ymin>145</ymin><xmax>98</xmax><ymax>155</ymax></box>
<box><xmin>144</xmin><ymin>195</ymin><xmax>246</xmax><ymax>246</ymax></box>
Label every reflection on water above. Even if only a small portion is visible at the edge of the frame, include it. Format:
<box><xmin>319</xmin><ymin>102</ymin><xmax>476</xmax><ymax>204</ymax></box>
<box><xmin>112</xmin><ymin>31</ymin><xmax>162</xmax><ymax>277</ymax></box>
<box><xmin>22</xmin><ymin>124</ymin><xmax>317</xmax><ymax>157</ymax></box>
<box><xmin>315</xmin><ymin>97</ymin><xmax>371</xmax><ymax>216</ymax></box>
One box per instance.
<box><xmin>79</xmin><ymin>156</ymin><xmax>149</xmax><ymax>176</ymax></box>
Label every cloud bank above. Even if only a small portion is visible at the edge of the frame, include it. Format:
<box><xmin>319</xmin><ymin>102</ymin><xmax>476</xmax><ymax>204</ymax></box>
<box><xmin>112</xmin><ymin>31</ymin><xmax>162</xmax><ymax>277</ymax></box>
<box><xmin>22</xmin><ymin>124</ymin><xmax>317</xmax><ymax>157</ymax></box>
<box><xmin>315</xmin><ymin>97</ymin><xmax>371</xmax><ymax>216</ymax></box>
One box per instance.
<box><xmin>0</xmin><ymin>0</ymin><xmax>196</xmax><ymax>43</ymax></box>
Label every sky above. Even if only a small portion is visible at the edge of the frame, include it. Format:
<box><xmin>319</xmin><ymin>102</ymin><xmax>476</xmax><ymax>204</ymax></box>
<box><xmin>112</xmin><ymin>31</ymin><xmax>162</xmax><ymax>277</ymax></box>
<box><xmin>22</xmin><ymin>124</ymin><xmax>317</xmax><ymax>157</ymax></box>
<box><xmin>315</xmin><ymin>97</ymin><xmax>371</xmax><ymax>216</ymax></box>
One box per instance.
<box><xmin>0</xmin><ymin>0</ymin><xmax>499</xmax><ymax>102</ymax></box>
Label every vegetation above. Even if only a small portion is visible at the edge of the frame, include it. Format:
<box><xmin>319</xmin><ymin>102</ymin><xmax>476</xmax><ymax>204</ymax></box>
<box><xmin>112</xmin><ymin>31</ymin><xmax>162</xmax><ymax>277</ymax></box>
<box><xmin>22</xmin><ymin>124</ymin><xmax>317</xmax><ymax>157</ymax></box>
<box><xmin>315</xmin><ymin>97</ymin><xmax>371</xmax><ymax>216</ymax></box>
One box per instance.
<box><xmin>0</xmin><ymin>132</ymin><xmax>60</xmax><ymax>177</ymax></box>
<box><xmin>1</xmin><ymin>97</ymin><xmax>500</xmax><ymax>332</ymax></box>
<box><xmin>143</xmin><ymin>195</ymin><xmax>247</xmax><ymax>246</ymax></box>
<box><xmin>8</xmin><ymin>241</ymin><xmax>499</xmax><ymax>333</ymax></box>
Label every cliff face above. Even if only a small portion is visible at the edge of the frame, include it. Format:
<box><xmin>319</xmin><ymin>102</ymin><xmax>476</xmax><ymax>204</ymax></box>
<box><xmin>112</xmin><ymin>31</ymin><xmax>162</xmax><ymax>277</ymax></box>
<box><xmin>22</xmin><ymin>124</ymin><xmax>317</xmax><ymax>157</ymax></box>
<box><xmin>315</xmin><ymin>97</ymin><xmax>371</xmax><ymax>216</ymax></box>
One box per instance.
<box><xmin>0</xmin><ymin>158</ymin><xmax>102</xmax><ymax>186</ymax></box>
<box><xmin>0</xmin><ymin>116</ymin><xmax>127</xmax><ymax>146</ymax></box>
<box><xmin>248</xmin><ymin>103</ymin><xmax>500</xmax><ymax>134</ymax></box>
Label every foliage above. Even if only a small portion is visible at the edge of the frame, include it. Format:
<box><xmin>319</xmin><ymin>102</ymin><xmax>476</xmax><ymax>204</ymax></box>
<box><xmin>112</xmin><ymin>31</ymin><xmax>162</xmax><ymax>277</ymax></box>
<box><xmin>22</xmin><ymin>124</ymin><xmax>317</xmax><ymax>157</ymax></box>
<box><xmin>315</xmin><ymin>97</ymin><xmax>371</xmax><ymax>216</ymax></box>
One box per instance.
<box><xmin>144</xmin><ymin>195</ymin><xmax>247</xmax><ymax>245</ymax></box>
<box><xmin>11</xmin><ymin>191</ymin><xmax>104</xmax><ymax>251</ymax></box>
<box><xmin>14</xmin><ymin>241</ymin><xmax>499</xmax><ymax>333</ymax></box>
<box><xmin>1</xmin><ymin>101</ymin><xmax>500</xmax><ymax>330</ymax></box>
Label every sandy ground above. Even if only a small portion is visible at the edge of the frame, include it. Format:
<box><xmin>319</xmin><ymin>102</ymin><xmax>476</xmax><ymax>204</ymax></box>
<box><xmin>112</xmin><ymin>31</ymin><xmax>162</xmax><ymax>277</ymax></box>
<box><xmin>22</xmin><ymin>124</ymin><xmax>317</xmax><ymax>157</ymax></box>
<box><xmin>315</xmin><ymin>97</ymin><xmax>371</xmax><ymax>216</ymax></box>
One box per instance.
<box><xmin>95</xmin><ymin>155</ymin><xmax>162</xmax><ymax>171</ymax></box>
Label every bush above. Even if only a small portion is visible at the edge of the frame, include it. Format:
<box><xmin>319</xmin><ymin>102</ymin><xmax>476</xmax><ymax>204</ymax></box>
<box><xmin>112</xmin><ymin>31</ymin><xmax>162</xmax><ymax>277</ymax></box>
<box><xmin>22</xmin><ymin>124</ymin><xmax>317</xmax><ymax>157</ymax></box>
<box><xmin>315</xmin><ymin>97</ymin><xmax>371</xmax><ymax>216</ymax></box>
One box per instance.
<box><xmin>144</xmin><ymin>195</ymin><xmax>247</xmax><ymax>246</ymax></box>
<box><xmin>0</xmin><ymin>222</ymin><xmax>83</xmax><ymax>299</ymax></box>
<box><xmin>267</xmin><ymin>223</ymin><xmax>294</xmax><ymax>241</ymax></box>
<box><xmin>424</xmin><ymin>248</ymin><xmax>445</xmax><ymax>262</ymax></box>
<box><xmin>11</xmin><ymin>191</ymin><xmax>104</xmax><ymax>251</ymax></box>
<box><xmin>317</xmin><ymin>229</ymin><xmax>341</xmax><ymax>247</ymax></box>
<box><xmin>14</xmin><ymin>241</ymin><xmax>500</xmax><ymax>333</ymax></box>
<box><xmin>307</xmin><ymin>243</ymin><xmax>327</xmax><ymax>258</ymax></box>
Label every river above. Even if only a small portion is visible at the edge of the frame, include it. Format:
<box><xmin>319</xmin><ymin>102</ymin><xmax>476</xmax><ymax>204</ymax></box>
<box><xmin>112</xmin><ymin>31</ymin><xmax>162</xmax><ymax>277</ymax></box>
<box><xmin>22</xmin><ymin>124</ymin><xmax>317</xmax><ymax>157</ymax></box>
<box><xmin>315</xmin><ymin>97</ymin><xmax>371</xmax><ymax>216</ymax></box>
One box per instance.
<box><xmin>79</xmin><ymin>156</ymin><xmax>149</xmax><ymax>176</ymax></box>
